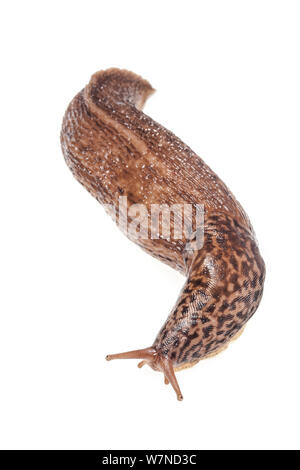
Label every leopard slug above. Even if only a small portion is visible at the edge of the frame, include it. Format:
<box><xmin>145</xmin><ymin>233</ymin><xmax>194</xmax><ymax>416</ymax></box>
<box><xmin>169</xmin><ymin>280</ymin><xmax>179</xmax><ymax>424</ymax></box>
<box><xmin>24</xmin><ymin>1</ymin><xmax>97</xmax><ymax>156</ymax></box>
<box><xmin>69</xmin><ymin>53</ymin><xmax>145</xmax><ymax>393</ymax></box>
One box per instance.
<box><xmin>61</xmin><ymin>68</ymin><xmax>265</xmax><ymax>400</ymax></box>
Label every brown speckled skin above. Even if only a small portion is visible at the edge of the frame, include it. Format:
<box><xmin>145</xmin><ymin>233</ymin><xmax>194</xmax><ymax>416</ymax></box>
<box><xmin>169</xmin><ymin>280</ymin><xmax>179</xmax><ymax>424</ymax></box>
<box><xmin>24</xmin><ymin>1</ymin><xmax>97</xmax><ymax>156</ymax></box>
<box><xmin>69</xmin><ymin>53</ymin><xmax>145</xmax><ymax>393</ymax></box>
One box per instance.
<box><xmin>61</xmin><ymin>69</ymin><xmax>265</xmax><ymax>399</ymax></box>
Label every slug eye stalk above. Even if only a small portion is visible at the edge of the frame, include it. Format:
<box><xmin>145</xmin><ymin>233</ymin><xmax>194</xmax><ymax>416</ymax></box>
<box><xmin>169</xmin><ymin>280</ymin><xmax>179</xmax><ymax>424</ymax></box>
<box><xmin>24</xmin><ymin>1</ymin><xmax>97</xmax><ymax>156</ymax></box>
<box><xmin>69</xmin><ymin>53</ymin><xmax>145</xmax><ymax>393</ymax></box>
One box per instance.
<box><xmin>106</xmin><ymin>347</ymin><xmax>183</xmax><ymax>401</ymax></box>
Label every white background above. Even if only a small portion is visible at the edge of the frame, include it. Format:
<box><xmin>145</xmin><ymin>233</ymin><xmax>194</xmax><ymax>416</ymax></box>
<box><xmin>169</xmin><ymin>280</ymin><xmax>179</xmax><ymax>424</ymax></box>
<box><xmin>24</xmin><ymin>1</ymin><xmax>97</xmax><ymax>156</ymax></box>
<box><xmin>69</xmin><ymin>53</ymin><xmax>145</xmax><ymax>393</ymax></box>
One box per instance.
<box><xmin>0</xmin><ymin>0</ymin><xmax>299</xmax><ymax>450</ymax></box>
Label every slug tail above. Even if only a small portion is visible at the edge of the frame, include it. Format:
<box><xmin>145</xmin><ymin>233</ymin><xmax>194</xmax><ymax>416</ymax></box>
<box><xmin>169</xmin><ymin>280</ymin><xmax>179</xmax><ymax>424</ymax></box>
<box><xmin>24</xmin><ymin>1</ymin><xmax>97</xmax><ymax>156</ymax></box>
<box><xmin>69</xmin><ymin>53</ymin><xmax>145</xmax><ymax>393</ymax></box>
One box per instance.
<box><xmin>85</xmin><ymin>68</ymin><xmax>155</xmax><ymax>112</ymax></box>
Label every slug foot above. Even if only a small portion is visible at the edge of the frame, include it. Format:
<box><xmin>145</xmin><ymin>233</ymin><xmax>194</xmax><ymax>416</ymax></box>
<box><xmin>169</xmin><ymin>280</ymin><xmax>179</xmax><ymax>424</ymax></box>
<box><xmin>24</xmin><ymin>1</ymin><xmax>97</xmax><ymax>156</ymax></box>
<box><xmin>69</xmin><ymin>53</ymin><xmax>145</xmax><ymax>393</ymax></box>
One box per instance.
<box><xmin>106</xmin><ymin>347</ymin><xmax>183</xmax><ymax>401</ymax></box>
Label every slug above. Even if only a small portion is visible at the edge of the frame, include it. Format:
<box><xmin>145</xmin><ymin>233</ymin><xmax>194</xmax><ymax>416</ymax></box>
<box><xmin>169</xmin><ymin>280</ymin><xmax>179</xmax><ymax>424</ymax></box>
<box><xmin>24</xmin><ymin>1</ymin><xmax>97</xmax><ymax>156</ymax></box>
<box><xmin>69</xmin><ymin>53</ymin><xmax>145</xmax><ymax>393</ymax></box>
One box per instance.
<box><xmin>61</xmin><ymin>68</ymin><xmax>265</xmax><ymax>400</ymax></box>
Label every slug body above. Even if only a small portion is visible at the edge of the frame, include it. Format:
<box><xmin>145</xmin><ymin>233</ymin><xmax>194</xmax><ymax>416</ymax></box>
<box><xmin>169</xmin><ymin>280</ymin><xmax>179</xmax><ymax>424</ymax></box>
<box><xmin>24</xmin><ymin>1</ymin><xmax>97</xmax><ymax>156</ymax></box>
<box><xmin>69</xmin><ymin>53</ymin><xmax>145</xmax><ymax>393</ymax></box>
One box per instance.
<box><xmin>61</xmin><ymin>69</ymin><xmax>265</xmax><ymax>400</ymax></box>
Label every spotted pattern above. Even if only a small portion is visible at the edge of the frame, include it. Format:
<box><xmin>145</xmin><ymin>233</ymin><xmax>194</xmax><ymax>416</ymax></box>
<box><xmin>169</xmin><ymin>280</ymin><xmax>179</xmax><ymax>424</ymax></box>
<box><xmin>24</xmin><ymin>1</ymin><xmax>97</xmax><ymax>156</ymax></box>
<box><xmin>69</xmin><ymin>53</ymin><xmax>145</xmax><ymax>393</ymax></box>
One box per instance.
<box><xmin>61</xmin><ymin>68</ymin><xmax>266</xmax><ymax>370</ymax></box>
<box><xmin>153</xmin><ymin>213</ymin><xmax>265</xmax><ymax>366</ymax></box>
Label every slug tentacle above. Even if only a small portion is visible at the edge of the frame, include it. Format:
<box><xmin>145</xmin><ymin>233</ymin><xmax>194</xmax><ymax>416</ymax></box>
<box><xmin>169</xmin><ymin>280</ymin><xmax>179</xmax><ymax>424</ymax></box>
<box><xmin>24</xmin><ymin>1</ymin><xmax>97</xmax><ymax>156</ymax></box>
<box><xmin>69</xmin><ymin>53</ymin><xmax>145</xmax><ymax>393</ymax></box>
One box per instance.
<box><xmin>61</xmin><ymin>68</ymin><xmax>265</xmax><ymax>400</ymax></box>
<box><xmin>106</xmin><ymin>347</ymin><xmax>156</xmax><ymax>362</ymax></box>
<box><xmin>106</xmin><ymin>346</ymin><xmax>183</xmax><ymax>401</ymax></box>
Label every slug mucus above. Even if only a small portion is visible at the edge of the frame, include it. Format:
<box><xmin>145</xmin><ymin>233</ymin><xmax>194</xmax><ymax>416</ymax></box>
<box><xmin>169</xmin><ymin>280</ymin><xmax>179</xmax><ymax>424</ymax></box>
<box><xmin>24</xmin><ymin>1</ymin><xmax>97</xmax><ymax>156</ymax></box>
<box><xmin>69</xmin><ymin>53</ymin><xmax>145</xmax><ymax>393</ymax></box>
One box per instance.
<box><xmin>61</xmin><ymin>69</ymin><xmax>265</xmax><ymax>401</ymax></box>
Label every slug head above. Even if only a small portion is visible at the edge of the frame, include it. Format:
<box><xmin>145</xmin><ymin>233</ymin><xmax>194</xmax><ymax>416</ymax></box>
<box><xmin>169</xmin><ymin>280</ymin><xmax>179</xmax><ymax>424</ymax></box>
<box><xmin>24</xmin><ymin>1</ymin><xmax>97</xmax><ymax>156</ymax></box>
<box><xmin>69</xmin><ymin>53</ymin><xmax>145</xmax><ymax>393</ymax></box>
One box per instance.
<box><xmin>106</xmin><ymin>347</ymin><xmax>183</xmax><ymax>401</ymax></box>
